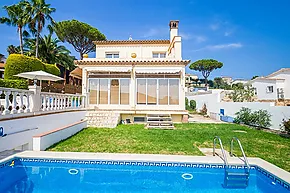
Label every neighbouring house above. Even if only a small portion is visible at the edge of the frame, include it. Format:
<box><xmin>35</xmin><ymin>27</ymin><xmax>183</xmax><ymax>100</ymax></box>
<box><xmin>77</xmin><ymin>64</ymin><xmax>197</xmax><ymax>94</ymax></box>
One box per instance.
<box><xmin>75</xmin><ymin>20</ymin><xmax>190</xmax><ymax>123</ymax></box>
<box><xmin>185</xmin><ymin>73</ymin><xmax>198</xmax><ymax>92</ymax></box>
<box><xmin>231</xmin><ymin>79</ymin><xmax>249</xmax><ymax>85</ymax></box>
<box><xmin>0</xmin><ymin>54</ymin><xmax>6</xmax><ymax>79</ymax></box>
<box><xmin>251</xmin><ymin>68</ymin><xmax>290</xmax><ymax>106</ymax></box>
<box><xmin>221</xmin><ymin>76</ymin><xmax>232</xmax><ymax>85</ymax></box>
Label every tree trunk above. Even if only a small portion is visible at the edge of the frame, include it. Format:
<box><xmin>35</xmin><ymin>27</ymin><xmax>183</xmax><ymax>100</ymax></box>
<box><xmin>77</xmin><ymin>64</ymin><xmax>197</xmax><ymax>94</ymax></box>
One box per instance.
<box><xmin>79</xmin><ymin>52</ymin><xmax>83</xmax><ymax>60</ymax></box>
<box><xmin>35</xmin><ymin>22</ymin><xmax>41</xmax><ymax>58</ymax></box>
<box><xmin>18</xmin><ymin>26</ymin><xmax>24</xmax><ymax>55</ymax></box>
<box><xmin>205</xmin><ymin>78</ymin><xmax>208</xmax><ymax>87</ymax></box>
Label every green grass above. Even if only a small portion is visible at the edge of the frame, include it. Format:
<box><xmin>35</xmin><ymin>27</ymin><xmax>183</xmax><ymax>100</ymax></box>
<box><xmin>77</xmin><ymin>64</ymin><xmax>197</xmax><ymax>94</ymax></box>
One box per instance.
<box><xmin>48</xmin><ymin>123</ymin><xmax>290</xmax><ymax>171</ymax></box>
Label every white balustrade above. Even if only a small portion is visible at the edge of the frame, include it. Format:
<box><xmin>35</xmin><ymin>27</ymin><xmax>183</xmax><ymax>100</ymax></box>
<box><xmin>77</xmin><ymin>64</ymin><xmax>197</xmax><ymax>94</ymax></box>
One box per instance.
<box><xmin>0</xmin><ymin>87</ymin><xmax>34</xmax><ymax>116</ymax></box>
<box><xmin>0</xmin><ymin>87</ymin><xmax>85</xmax><ymax>117</ymax></box>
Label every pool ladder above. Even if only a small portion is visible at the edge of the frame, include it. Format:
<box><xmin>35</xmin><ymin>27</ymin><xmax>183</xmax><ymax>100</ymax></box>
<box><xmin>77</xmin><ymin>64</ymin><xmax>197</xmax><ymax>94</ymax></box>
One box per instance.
<box><xmin>213</xmin><ymin>136</ymin><xmax>250</xmax><ymax>189</ymax></box>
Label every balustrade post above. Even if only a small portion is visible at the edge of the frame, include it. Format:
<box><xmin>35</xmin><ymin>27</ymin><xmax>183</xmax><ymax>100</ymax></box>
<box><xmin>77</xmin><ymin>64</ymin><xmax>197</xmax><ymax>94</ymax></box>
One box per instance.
<box><xmin>68</xmin><ymin>96</ymin><xmax>71</xmax><ymax>109</ymax></box>
<box><xmin>11</xmin><ymin>91</ymin><xmax>18</xmax><ymax>114</ymax></box>
<box><xmin>25</xmin><ymin>93</ymin><xmax>31</xmax><ymax>113</ymax></box>
<box><xmin>2</xmin><ymin>90</ymin><xmax>11</xmax><ymax>115</ymax></box>
<box><xmin>18</xmin><ymin>93</ymin><xmax>24</xmax><ymax>113</ymax></box>
<box><xmin>77</xmin><ymin>96</ymin><xmax>80</xmax><ymax>108</ymax></box>
<box><xmin>42</xmin><ymin>95</ymin><xmax>46</xmax><ymax>111</ymax></box>
<box><xmin>63</xmin><ymin>97</ymin><xmax>67</xmax><ymax>109</ymax></box>
<box><xmin>57</xmin><ymin>96</ymin><xmax>60</xmax><ymax>110</ymax></box>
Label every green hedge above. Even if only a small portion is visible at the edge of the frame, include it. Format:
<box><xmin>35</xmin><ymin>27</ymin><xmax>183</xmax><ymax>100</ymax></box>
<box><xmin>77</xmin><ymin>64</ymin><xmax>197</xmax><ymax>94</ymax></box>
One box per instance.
<box><xmin>0</xmin><ymin>79</ymin><xmax>28</xmax><ymax>89</ymax></box>
<box><xmin>4</xmin><ymin>54</ymin><xmax>60</xmax><ymax>80</ymax></box>
<box><xmin>44</xmin><ymin>64</ymin><xmax>61</xmax><ymax>76</ymax></box>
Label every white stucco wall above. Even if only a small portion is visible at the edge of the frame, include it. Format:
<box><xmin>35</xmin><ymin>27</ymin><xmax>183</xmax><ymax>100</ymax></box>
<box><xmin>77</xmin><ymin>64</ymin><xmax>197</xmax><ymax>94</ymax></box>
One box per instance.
<box><xmin>0</xmin><ymin>111</ymin><xmax>86</xmax><ymax>152</ymax></box>
<box><xmin>269</xmin><ymin>70</ymin><xmax>290</xmax><ymax>98</ymax></box>
<box><xmin>252</xmin><ymin>80</ymin><xmax>280</xmax><ymax>100</ymax></box>
<box><xmin>187</xmin><ymin>93</ymin><xmax>290</xmax><ymax>130</ymax></box>
<box><xmin>96</xmin><ymin>44</ymin><xmax>171</xmax><ymax>59</ymax></box>
<box><xmin>33</xmin><ymin>120</ymin><xmax>87</xmax><ymax>151</ymax></box>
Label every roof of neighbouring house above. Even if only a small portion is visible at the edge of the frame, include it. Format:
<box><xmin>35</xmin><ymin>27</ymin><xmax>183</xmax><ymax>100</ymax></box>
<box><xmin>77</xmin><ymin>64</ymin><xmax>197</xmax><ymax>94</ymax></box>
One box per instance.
<box><xmin>93</xmin><ymin>39</ymin><xmax>170</xmax><ymax>45</ymax></box>
<box><xmin>266</xmin><ymin>68</ymin><xmax>290</xmax><ymax>78</ymax></box>
<box><xmin>0</xmin><ymin>63</ymin><xmax>5</xmax><ymax>69</ymax></box>
<box><xmin>250</xmin><ymin>77</ymin><xmax>285</xmax><ymax>83</ymax></box>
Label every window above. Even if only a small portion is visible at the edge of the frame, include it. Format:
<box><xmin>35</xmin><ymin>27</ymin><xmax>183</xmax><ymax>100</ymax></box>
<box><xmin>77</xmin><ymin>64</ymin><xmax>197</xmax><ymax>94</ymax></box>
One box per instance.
<box><xmin>120</xmin><ymin>79</ymin><xmax>130</xmax><ymax>105</ymax></box>
<box><xmin>147</xmin><ymin>79</ymin><xmax>157</xmax><ymax>105</ymax></box>
<box><xmin>106</xmin><ymin>52</ymin><xmax>119</xmax><ymax>58</ymax></box>
<box><xmin>267</xmin><ymin>86</ymin><xmax>274</xmax><ymax>93</ymax></box>
<box><xmin>89</xmin><ymin>79</ymin><xmax>99</xmax><ymax>104</ymax></box>
<box><xmin>169</xmin><ymin>79</ymin><xmax>179</xmax><ymax>105</ymax></box>
<box><xmin>134</xmin><ymin>117</ymin><xmax>146</xmax><ymax>123</ymax></box>
<box><xmin>152</xmin><ymin>52</ymin><xmax>166</xmax><ymax>58</ymax></box>
<box><xmin>110</xmin><ymin>79</ymin><xmax>119</xmax><ymax>104</ymax></box>
<box><xmin>99</xmin><ymin>79</ymin><xmax>108</xmax><ymax>104</ymax></box>
<box><xmin>158</xmin><ymin>79</ymin><xmax>168</xmax><ymax>105</ymax></box>
<box><xmin>137</xmin><ymin>79</ymin><xmax>146</xmax><ymax>104</ymax></box>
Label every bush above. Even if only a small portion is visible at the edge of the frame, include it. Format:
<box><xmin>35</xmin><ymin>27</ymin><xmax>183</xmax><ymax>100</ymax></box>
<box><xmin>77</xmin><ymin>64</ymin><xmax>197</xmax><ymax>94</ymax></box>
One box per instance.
<box><xmin>4</xmin><ymin>54</ymin><xmax>45</xmax><ymax>80</ymax></box>
<box><xmin>234</xmin><ymin>107</ymin><xmax>271</xmax><ymax>129</ymax></box>
<box><xmin>0</xmin><ymin>79</ymin><xmax>28</xmax><ymax>89</ymax></box>
<box><xmin>282</xmin><ymin>119</ymin><xmax>290</xmax><ymax>134</ymax></box>
<box><xmin>190</xmin><ymin>100</ymin><xmax>196</xmax><ymax>110</ymax></box>
<box><xmin>185</xmin><ymin>97</ymin><xmax>190</xmax><ymax>110</ymax></box>
<box><xmin>200</xmin><ymin>103</ymin><xmax>207</xmax><ymax>115</ymax></box>
<box><xmin>44</xmin><ymin>64</ymin><xmax>61</xmax><ymax>76</ymax></box>
<box><xmin>4</xmin><ymin>54</ymin><xmax>61</xmax><ymax>79</ymax></box>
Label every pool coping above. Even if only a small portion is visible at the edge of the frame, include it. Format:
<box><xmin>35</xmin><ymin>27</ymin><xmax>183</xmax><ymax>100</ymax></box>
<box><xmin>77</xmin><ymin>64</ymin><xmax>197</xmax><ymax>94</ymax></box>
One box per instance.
<box><xmin>1</xmin><ymin>151</ymin><xmax>290</xmax><ymax>185</ymax></box>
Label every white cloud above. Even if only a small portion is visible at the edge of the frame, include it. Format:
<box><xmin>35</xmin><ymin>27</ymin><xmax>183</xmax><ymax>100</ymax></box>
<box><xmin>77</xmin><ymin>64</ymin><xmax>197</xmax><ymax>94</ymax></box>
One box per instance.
<box><xmin>192</xmin><ymin>43</ymin><xmax>243</xmax><ymax>52</ymax></box>
<box><xmin>210</xmin><ymin>23</ymin><xmax>220</xmax><ymax>31</ymax></box>
<box><xmin>180</xmin><ymin>32</ymin><xmax>207</xmax><ymax>43</ymax></box>
<box><xmin>142</xmin><ymin>28</ymin><xmax>167</xmax><ymax>38</ymax></box>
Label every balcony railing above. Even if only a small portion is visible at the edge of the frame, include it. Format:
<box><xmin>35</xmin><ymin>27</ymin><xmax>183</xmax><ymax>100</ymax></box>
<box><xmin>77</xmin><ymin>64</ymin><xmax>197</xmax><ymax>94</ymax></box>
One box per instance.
<box><xmin>0</xmin><ymin>86</ymin><xmax>86</xmax><ymax>118</ymax></box>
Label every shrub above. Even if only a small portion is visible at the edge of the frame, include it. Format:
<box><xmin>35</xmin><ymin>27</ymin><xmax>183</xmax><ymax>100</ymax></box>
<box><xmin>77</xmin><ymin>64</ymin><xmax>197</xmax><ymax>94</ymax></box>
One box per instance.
<box><xmin>200</xmin><ymin>103</ymin><xmax>207</xmax><ymax>115</ymax></box>
<box><xmin>185</xmin><ymin>97</ymin><xmax>191</xmax><ymax>110</ymax></box>
<box><xmin>234</xmin><ymin>107</ymin><xmax>271</xmax><ymax>129</ymax></box>
<box><xmin>4</xmin><ymin>54</ymin><xmax>45</xmax><ymax>80</ymax></box>
<box><xmin>282</xmin><ymin>119</ymin><xmax>290</xmax><ymax>134</ymax></box>
<box><xmin>0</xmin><ymin>79</ymin><xmax>28</xmax><ymax>89</ymax></box>
<box><xmin>44</xmin><ymin>64</ymin><xmax>61</xmax><ymax>76</ymax></box>
<box><xmin>234</xmin><ymin>107</ymin><xmax>252</xmax><ymax>125</ymax></box>
<box><xmin>190</xmin><ymin>100</ymin><xmax>196</xmax><ymax>110</ymax></box>
<box><xmin>4</xmin><ymin>54</ymin><xmax>61</xmax><ymax>79</ymax></box>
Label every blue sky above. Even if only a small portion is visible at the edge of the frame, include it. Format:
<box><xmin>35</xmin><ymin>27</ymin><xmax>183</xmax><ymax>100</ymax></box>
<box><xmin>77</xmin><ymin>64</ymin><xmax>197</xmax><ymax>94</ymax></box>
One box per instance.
<box><xmin>1</xmin><ymin>0</ymin><xmax>290</xmax><ymax>79</ymax></box>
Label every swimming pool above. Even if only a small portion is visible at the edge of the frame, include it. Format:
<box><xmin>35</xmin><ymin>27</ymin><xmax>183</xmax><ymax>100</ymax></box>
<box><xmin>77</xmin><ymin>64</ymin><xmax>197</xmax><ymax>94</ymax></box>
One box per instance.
<box><xmin>0</xmin><ymin>157</ymin><xmax>289</xmax><ymax>193</ymax></box>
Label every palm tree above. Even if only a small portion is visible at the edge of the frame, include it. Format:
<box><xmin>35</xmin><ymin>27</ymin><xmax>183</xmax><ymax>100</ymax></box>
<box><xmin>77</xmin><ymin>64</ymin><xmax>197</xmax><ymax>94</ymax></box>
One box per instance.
<box><xmin>26</xmin><ymin>0</ymin><xmax>55</xmax><ymax>58</ymax></box>
<box><xmin>7</xmin><ymin>45</ymin><xmax>21</xmax><ymax>55</ymax></box>
<box><xmin>0</xmin><ymin>2</ymin><xmax>30</xmax><ymax>54</ymax></box>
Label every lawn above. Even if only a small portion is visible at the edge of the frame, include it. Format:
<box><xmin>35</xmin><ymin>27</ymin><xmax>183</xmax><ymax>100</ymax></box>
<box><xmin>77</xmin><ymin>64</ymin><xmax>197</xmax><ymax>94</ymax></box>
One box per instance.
<box><xmin>48</xmin><ymin>123</ymin><xmax>290</xmax><ymax>172</ymax></box>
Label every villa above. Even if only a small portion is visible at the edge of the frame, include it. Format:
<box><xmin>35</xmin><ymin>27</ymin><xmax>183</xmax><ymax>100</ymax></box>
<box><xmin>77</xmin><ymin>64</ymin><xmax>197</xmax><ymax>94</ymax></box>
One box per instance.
<box><xmin>251</xmin><ymin>68</ymin><xmax>290</xmax><ymax>106</ymax></box>
<box><xmin>75</xmin><ymin>20</ymin><xmax>190</xmax><ymax>123</ymax></box>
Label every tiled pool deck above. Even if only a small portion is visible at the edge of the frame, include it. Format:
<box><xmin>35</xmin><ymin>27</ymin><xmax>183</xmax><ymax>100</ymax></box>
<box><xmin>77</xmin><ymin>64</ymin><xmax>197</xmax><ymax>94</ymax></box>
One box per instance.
<box><xmin>1</xmin><ymin>151</ymin><xmax>290</xmax><ymax>186</ymax></box>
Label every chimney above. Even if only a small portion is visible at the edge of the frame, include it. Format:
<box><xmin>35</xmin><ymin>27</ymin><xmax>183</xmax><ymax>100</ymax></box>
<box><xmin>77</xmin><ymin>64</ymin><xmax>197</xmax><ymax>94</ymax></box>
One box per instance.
<box><xmin>169</xmin><ymin>20</ymin><xmax>179</xmax><ymax>42</ymax></box>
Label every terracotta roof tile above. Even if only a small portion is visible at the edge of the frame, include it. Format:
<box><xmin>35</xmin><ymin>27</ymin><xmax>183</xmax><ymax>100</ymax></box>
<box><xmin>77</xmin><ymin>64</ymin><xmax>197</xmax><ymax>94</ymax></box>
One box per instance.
<box><xmin>94</xmin><ymin>39</ymin><xmax>170</xmax><ymax>45</ymax></box>
<box><xmin>75</xmin><ymin>59</ymin><xmax>190</xmax><ymax>66</ymax></box>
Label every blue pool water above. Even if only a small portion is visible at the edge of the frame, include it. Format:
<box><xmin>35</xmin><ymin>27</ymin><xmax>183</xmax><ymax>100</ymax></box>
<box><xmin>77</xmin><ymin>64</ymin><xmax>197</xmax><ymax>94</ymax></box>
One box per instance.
<box><xmin>0</xmin><ymin>158</ymin><xmax>289</xmax><ymax>193</ymax></box>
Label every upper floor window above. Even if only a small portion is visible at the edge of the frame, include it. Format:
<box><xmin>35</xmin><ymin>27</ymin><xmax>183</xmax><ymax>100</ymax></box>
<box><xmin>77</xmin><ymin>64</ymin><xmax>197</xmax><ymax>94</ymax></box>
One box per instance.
<box><xmin>106</xmin><ymin>52</ymin><xmax>119</xmax><ymax>59</ymax></box>
<box><xmin>266</xmin><ymin>86</ymin><xmax>273</xmax><ymax>93</ymax></box>
<box><xmin>152</xmin><ymin>52</ymin><xmax>166</xmax><ymax>58</ymax></box>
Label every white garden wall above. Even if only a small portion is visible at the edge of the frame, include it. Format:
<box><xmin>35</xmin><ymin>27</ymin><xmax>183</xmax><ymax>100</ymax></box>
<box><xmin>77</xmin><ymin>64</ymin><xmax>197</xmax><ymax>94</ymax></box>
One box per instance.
<box><xmin>33</xmin><ymin>120</ymin><xmax>87</xmax><ymax>151</ymax></box>
<box><xmin>0</xmin><ymin>111</ymin><xmax>86</xmax><ymax>152</ymax></box>
<box><xmin>187</xmin><ymin>93</ymin><xmax>290</xmax><ymax>130</ymax></box>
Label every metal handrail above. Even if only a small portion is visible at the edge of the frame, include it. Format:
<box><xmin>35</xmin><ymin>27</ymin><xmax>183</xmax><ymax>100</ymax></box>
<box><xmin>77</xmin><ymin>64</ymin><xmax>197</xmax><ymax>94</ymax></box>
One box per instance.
<box><xmin>230</xmin><ymin>137</ymin><xmax>250</xmax><ymax>173</ymax></box>
<box><xmin>213</xmin><ymin>136</ymin><xmax>228</xmax><ymax>166</ymax></box>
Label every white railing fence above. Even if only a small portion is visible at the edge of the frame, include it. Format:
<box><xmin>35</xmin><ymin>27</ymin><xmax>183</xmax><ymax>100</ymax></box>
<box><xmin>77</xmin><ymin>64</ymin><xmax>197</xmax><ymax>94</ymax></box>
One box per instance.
<box><xmin>0</xmin><ymin>86</ymin><xmax>85</xmax><ymax>117</ymax></box>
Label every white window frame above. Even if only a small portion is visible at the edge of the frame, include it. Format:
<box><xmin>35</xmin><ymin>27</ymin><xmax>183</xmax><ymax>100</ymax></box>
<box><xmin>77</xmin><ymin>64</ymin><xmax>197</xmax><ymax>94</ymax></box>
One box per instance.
<box><xmin>266</xmin><ymin>86</ymin><xmax>274</xmax><ymax>93</ymax></box>
<box><xmin>136</xmin><ymin>78</ymin><xmax>179</xmax><ymax>106</ymax></box>
<box><xmin>105</xmin><ymin>52</ymin><xmax>120</xmax><ymax>59</ymax></box>
<box><xmin>152</xmin><ymin>52</ymin><xmax>166</xmax><ymax>58</ymax></box>
<box><xmin>88</xmin><ymin>78</ymin><xmax>130</xmax><ymax>105</ymax></box>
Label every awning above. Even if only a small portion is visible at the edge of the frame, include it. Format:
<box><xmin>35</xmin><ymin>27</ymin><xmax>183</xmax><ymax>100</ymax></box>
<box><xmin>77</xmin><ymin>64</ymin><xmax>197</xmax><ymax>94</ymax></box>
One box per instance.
<box><xmin>70</xmin><ymin>67</ymin><xmax>82</xmax><ymax>79</ymax></box>
<box><xmin>88</xmin><ymin>67</ymin><xmax>132</xmax><ymax>72</ymax></box>
<box><xmin>135</xmin><ymin>68</ymin><xmax>181</xmax><ymax>74</ymax></box>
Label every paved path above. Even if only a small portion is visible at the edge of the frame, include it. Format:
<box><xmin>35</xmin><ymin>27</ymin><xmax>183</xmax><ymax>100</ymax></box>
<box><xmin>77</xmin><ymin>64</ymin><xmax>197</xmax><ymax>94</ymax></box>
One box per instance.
<box><xmin>0</xmin><ymin>150</ymin><xmax>22</xmax><ymax>160</ymax></box>
<box><xmin>188</xmin><ymin>114</ymin><xmax>224</xmax><ymax>123</ymax></box>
